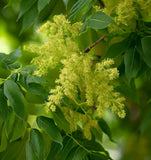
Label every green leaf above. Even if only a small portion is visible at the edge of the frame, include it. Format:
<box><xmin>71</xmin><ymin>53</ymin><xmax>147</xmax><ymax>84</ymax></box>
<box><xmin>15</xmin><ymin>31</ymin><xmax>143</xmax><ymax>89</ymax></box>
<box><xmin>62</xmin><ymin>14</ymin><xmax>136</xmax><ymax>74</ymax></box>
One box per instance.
<box><xmin>81</xmin><ymin>139</ymin><xmax>105</xmax><ymax>152</ymax></box>
<box><xmin>5</xmin><ymin>109</ymin><xmax>15</xmax><ymax>138</ymax></box>
<box><xmin>27</xmin><ymin>75</ymin><xmax>46</xmax><ymax>84</ymax></box>
<box><xmin>89</xmin><ymin>152</ymin><xmax>110</xmax><ymax>160</ymax></box>
<box><xmin>66</xmin><ymin>146</ymin><xmax>85</xmax><ymax>160</ymax></box>
<box><xmin>21</xmin><ymin>5</ymin><xmax>38</xmax><ymax>32</ymax></box>
<box><xmin>0</xmin><ymin>88</ymin><xmax>8</xmax><ymax>122</ymax></box>
<box><xmin>18</xmin><ymin>72</ymin><xmax>28</xmax><ymax>89</ymax></box>
<box><xmin>0</xmin><ymin>126</ymin><xmax>8</xmax><ymax>152</ymax></box>
<box><xmin>63</xmin><ymin>0</ymin><xmax>69</xmax><ymax>9</ymax></box>
<box><xmin>52</xmin><ymin>106</ymin><xmax>70</xmax><ymax>133</ymax></box>
<box><xmin>26</xmin><ymin>141</ymin><xmax>37</xmax><ymax>160</ymax></box>
<box><xmin>47</xmin><ymin>141</ymin><xmax>63</xmax><ymax>160</ymax></box>
<box><xmin>0</xmin><ymin>139</ymin><xmax>26</xmax><ymax>160</ymax></box>
<box><xmin>4</xmin><ymin>48</ymin><xmax>22</xmax><ymax>65</ymax></box>
<box><xmin>27</xmin><ymin>83</ymin><xmax>48</xmax><ymax>96</ymax></box>
<box><xmin>5</xmin><ymin>0</ymin><xmax>14</xmax><ymax>7</ymax></box>
<box><xmin>106</xmin><ymin>37</ymin><xmax>130</xmax><ymax>58</ymax></box>
<box><xmin>58</xmin><ymin>137</ymin><xmax>73</xmax><ymax>160</ymax></box>
<box><xmin>30</xmin><ymin>129</ymin><xmax>45</xmax><ymax>160</ymax></box>
<box><xmin>98</xmin><ymin>119</ymin><xmax>113</xmax><ymax>142</ymax></box>
<box><xmin>36</xmin><ymin>116</ymin><xmax>63</xmax><ymax>145</ymax></box>
<box><xmin>90</xmin><ymin>127</ymin><xmax>102</xmax><ymax>143</ymax></box>
<box><xmin>69</xmin><ymin>0</ymin><xmax>92</xmax><ymax>20</ymax></box>
<box><xmin>118</xmin><ymin>80</ymin><xmax>139</xmax><ymax>104</ymax></box>
<box><xmin>10</xmin><ymin>119</ymin><xmax>26</xmax><ymax>142</ymax></box>
<box><xmin>141</xmin><ymin>37</ymin><xmax>151</xmax><ymax>68</ymax></box>
<box><xmin>140</xmin><ymin>108</ymin><xmax>151</xmax><ymax>133</ymax></box>
<box><xmin>124</xmin><ymin>48</ymin><xmax>141</xmax><ymax>81</ymax></box>
<box><xmin>17</xmin><ymin>0</ymin><xmax>36</xmax><ymax>20</ymax></box>
<box><xmin>87</xmin><ymin>11</ymin><xmax>114</xmax><ymax>30</ymax></box>
<box><xmin>38</xmin><ymin>0</ymin><xmax>51</xmax><ymax>12</ymax></box>
<box><xmin>7</xmin><ymin>62</ymin><xmax>21</xmax><ymax>70</ymax></box>
<box><xmin>4</xmin><ymin>80</ymin><xmax>25</xmax><ymax>119</ymax></box>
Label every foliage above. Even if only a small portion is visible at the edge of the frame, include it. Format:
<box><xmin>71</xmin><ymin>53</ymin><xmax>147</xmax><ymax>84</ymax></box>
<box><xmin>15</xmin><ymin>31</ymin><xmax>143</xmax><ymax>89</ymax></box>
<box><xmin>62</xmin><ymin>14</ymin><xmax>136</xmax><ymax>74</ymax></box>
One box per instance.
<box><xmin>0</xmin><ymin>0</ymin><xmax>151</xmax><ymax>159</ymax></box>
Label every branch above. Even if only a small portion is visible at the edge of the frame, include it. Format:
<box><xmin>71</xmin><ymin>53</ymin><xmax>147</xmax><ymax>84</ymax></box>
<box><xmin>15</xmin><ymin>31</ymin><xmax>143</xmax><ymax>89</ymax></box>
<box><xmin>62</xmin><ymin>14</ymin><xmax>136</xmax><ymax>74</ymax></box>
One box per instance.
<box><xmin>84</xmin><ymin>35</ymin><xmax>108</xmax><ymax>53</ymax></box>
<box><xmin>98</xmin><ymin>0</ymin><xmax>105</xmax><ymax>8</ymax></box>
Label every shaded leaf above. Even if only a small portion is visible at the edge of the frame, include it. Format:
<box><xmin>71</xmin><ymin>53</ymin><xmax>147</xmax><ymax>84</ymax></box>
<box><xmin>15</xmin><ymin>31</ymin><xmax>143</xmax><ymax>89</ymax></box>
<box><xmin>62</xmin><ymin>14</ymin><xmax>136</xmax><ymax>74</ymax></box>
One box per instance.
<box><xmin>140</xmin><ymin>108</ymin><xmax>151</xmax><ymax>133</ymax></box>
<box><xmin>0</xmin><ymin>88</ymin><xmax>8</xmax><ymax>122</ymax></box>
<box><xmin>30</xmin><ymin>129</ymin><xmax>45</xmax><ymax>160</ymax></box>
<box><xmin>52</xmin><ymin>106</ymin><xmax>70</xmax><ymax>133</ymax></box>
<box><xmin>36</xmin><ymin>116</ymin><xmax>63</xmax><ymax>145</ymax></box>
<box><xmin>141</xmin><ymin>37</ymin><xmax>151</xmax><ymax>68</ymax></box>
<box><xmin>58</xmin><ymin>137</ymin><xmax>73</xmax><ymax>160</ymax></box>
<box><xmin>21</xmin><ymin>5</ymin><xmax>38</xmax><ymax>32</ymax></box>
<box><xmin>38</xmin><ymin>0</ymin><xmax>51</xmax><ymax>12</ymax></box>
<box><xmin>66</xmin><ymin>146</ymin><xmax>85</xmax><ymax>160</ymax></box>
<box><xmin>0</xmin><ymin>126</ymin><xmax>8</xmax><ymax>152</ymax></box>
<box><xmin>98</xmin><ymin>119</ymin><xmax>113</xmax><ymax>141</ymax></box>
<box><xmin>106</xmin><ymin>37</ymin><xmax>130</xmax><ymax>58</ymax></box>
<box><xmin>26</xmin><ymin>141</ymin><xmax>37</xmax><ymax>160</ymax></box>
<box><xmin>10</xmin><ymin>119</ymin><xmax>26</xmax><ymax>142</ymax></box>
<box><xmin>17</xmin><ymin>0</ymin><xmax>36</xmax><ymax>20</ymax></box>
<box><xmin>47</xmin><ymin>141</ymin><xmax>63</xmax><ymax>160</ymax></box>
<box><xmin>5</xmin><ymin>109</ymin><xmax>15</xmax><ymax>138</ymax></box>
<box><xmin>124</xmin><ymin>48</ymin><xmax>141</xmax><ymax>81</ymax></box>
<box><xmin>0</xmin><ymin>138</ymin><xmax>26</xmax><ymax>160</ymax></box>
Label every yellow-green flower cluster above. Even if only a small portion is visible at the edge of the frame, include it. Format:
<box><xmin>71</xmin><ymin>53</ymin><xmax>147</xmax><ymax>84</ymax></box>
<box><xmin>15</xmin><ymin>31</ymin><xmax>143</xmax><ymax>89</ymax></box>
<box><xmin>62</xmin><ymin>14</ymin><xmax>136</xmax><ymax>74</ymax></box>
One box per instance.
<box><xmin>103</xmin><ymin>0</ymin><xmax>151</xmax><ymax>33</ymax></box>
<box><xmin>24</xmin><ymin>15</ymin><xmax>125</xmax><ymax>126</ymax></box>
<box><xmin>24</xmin><ymin>15</ymin><xmax>82</xmax><ymax>76</ymax></box>
<box><xmin>48</xmin><ymin>54</ymin><xmax>125</xmax><ymax>118</ymax></box>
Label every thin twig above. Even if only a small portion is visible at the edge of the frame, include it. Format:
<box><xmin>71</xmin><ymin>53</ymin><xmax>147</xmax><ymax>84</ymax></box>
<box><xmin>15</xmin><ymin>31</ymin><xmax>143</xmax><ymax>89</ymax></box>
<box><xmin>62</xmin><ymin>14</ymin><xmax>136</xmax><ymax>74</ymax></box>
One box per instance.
<box><xmin>98</xmin><ymin>0</ymin><xmax>105</xmax><ymax>8</ymax></box>
<box><xmin>84</xmin><ymin>35</ymin><xmax>108</xmax><ymax>53</ymax></box>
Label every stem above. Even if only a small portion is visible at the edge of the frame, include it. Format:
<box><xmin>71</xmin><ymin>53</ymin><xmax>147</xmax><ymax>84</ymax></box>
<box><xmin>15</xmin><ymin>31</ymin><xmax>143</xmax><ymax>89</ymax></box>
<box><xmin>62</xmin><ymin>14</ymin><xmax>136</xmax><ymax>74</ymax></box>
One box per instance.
<box><xmin>84</xmin><ymin>35</ymin><xmax>108</xmax><ymax>53</ymax></box>
<box><xmin>92</xmin><ymin>101</ymin><xmax>97</xmax><ymax>110</ymax></box>
<box><xmin>98</xmin><ymin>0</ymin><xmax>105</xmax><ymax>8</ymax></box>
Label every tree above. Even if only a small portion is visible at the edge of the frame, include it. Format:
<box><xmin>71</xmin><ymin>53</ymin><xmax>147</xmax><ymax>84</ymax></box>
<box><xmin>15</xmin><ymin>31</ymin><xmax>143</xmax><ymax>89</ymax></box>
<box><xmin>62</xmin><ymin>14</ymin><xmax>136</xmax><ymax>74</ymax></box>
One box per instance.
<box><xmin>0</xmin><ymin>0</ymin><xmax>151</xmax><ymax>159</ymax></box>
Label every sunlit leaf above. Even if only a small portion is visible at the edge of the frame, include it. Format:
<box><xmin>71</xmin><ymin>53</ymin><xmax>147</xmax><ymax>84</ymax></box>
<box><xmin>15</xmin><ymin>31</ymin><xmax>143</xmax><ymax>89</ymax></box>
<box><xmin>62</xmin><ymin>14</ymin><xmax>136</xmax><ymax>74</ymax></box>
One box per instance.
<box><xmin>87</xmin><ymin>11</ymin><xmax>114</xmax><ymax>29</ymax></box>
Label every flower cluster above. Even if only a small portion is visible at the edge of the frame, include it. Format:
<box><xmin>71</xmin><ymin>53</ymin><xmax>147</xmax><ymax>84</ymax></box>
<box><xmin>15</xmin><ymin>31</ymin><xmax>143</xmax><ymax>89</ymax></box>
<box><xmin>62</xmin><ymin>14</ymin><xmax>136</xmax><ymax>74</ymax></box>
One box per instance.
<box><xmin>24</xmin><ymin>15</ymin><xmax>82</xmax><ymax>76</ymax></box>
<box><xmin>48</xmin><ymin>54</ymin><xmax>125</xmax><ymax>118</ymax></box>
<box><xmin>102</xmin><ymin>0</ymin><xmax>151</xmax><ymax>33</ymax></box>
<box><xmin>24</xmin><ymin>15</ymin><xmax>126</xmax><ymax>139</ymax></box>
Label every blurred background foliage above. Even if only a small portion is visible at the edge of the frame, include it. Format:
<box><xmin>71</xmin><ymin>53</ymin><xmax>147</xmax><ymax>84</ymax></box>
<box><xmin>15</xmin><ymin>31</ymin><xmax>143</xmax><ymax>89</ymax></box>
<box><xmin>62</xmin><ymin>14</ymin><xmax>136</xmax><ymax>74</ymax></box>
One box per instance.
<box><xmin>0</xmin><ymin>0</ymin><xmax>151</xmax><ymax>160</ymax></box>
